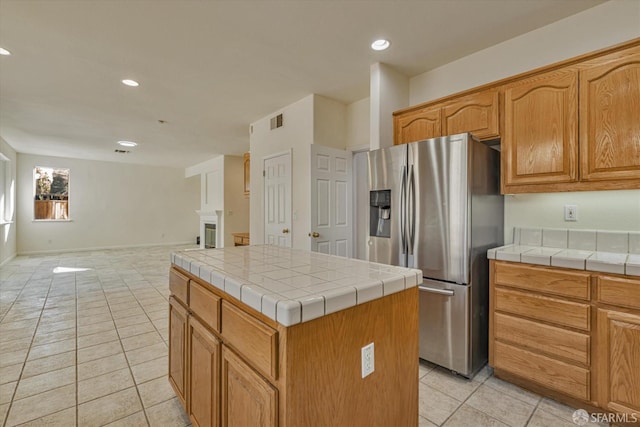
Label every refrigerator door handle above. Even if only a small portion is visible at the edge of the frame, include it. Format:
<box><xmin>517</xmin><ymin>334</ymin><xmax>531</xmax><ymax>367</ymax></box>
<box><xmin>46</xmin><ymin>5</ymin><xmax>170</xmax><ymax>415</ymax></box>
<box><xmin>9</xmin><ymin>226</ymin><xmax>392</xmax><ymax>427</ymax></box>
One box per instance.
<box><xmin>400</xmin><ymin>165</ymin><xmax>407</xmax><ymax>254</ymax></box>
<box><xmin>418</xmin><ymin>285</ymin><xmax>455</xmax><ymax>296</ymax></box>
<box><xmin>408</xmin><ymin>164</ymin><xmax>416</xmax><ymax>255</ymax></box>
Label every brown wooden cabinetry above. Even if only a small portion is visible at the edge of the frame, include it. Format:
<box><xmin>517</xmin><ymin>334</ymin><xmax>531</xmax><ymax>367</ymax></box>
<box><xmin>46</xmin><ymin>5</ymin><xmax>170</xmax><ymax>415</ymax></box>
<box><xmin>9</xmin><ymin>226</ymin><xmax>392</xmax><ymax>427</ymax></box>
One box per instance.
<box><xmin>442</xmin><ymin>89</ymin><xmax>499</xmax><ymax>140</ymax></box>
<box><xmin>579</xmin><ymin>45</ymin><xmax>640</xmax><ymax>183</ymax></box>
<box><xmin>594</xmin><ymin>275</ymin><xmax>640</xmax><ymax>421</ymax></box>
<box><xmin>502</xmin><ymin>68</ymin><xmax>578</xmax><ymax>189</ymax></box>
<box><xmin>189</xmin><ymin>316</ymin><xmax>221</xmax><ymax>427</ymax></box>
<box><xmin>222</xmin><ymin>346</ymin><xmax>277</xmax><ymax>427</ymax></box>
<box><xmin>394</xmin><ymin>105</ymin><xmax>441</xmax><ymax>145</ymax></box>
<box><xmin>490</xmin><ymin>261</ymin><xmax>640</xmax><ymax>421</ymax></box>
<box><xmin>169</xmin><ymin>296</ymin><xmax>189</xmax><ymax>407</ymax></box>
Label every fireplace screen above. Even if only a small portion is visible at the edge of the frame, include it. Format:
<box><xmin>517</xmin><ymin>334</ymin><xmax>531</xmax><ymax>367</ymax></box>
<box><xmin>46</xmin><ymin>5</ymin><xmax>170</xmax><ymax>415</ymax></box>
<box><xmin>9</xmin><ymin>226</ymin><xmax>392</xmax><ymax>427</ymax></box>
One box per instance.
<box><xmin>205</xmin><ymin>223</ymin><xmax>216</xmax><ymax>248</ymax></box>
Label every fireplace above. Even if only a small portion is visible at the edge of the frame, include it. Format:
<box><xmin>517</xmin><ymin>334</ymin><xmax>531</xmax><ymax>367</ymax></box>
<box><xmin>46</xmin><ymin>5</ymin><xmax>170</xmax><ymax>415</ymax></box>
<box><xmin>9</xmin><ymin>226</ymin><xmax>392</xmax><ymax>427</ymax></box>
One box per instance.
<box><xmin>204</xmin><ymin>223</ymin><xmax>216</xmax><ymax>248</ymax></box>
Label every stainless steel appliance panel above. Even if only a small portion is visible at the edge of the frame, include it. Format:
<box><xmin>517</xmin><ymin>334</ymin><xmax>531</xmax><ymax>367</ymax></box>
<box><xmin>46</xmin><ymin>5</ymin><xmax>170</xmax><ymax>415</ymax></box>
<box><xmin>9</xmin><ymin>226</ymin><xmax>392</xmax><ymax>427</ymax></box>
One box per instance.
<box><xmin>408</xmin><ymin>134</ymin><xmax>469</xmax><ymax>283</ymax></box>
<box><xmin>418</xmin><ymin>279</ymin><xmax>470</xmax><ymax>376</ymax></box>
<box><xmin>367</xmin><ymin>144</ymin><xmax>407</xmax><ymax>267</ymax></box>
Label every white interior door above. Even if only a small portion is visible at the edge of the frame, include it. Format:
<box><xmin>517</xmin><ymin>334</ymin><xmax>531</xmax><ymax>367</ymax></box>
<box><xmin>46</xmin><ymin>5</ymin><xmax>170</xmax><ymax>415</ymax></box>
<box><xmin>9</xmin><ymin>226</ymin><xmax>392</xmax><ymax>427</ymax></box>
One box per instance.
<box><xmin>310</xmin><ymin>145</ymin><xmax>352</xmax><ymax>257</ymax></box>
<box><xmin>264</xmin><ymin>152</ymin><xmax>291</xmax><ymax>247</ymax></box>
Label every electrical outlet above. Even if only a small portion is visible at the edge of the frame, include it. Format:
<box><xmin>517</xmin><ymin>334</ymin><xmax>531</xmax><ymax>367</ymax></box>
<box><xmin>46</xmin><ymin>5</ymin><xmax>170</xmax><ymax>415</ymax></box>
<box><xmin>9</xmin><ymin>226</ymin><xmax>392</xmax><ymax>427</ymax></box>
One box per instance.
<box><xmin>361</xmin><ymin>342</ymin><xmax>374</xmax><ymax>378</ymax></box>
<box><xmin>565</xmin><ymin>205</ymin><xmax>578</xmax><ymax>221</ymax></box>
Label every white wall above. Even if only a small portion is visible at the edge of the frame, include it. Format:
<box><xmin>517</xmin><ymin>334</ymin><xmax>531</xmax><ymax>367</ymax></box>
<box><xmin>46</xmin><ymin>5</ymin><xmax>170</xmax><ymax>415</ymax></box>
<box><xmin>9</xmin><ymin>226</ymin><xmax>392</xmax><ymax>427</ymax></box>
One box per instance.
<box><xmin>346</xmin><ymin>97</ymin><xmax>370</xmax><ymax>150</ymax></box>
<box><xmin>0</xmin><ymin>137</ymin><xmax>17</xmax><ymax>265</ymax></box>
<box><xmin>408</xmin><ymin>0</ymin><xmax>640</xmax><ymax>240</ymax></box>
<box><xmin>250</xmin><ymin>95</ymin><xmax>314</xmax><ymax>249</ymax></box>
<box><xmin>17</xmin><ymin>154</ymin><xmax>200</xmax><ymax>254</ymax></box>
<box><xmin>222</xmin><ymin>155</ymin><xmax>250</xmax><ymax>248</ymax></box>
<box><xmin>314</xmin><ymin>95</ymin><xmax>347</xmax><ymax>150</ymax></box>
<box><xmin>370</xmin><ymin>62</ymin><xmax>409</xmax><ymax>150</ymax></box>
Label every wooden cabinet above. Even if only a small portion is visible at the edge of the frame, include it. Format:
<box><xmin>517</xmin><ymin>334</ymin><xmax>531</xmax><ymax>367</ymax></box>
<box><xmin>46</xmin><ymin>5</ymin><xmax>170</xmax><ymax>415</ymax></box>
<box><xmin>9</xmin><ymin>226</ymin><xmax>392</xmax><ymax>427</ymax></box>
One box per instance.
<box><xmin>502</xmin><ymin>68</ymin><xmax>579</xmax><ymax>190</ymax></box>
<box><xmin>189</xmin><ymin>316</ymin><xmax>221</xmax><ymax>427</ymax></box>
<box><xmin>243</xmin><ymin>152</ymin><xmax>250</xmax><ymax>197</ymax></box>
<box><xmin>595</xmin><ymin>275</ymin><xmax>640</xmax><ymax>420</ymax></box>
<box><xmin>579</xmin><ymin>45</ymin><xmax>640</xmax><ymax>183</ymax></box>
<box><xmin>169</xmin><ymin>296</ymin><xmax>189</xmax><ymax>407</ymax></box>
<box><xmin>221</xmin><ymin>346</ymin><xmax>277</xmax><ymax>427</ymax></box>
<box><xmin>394</xmin><ymin>88</ymin><xmax>499</xmax><ymax>145</ymax></box>
<box><xmin>394</xmin><ymin>105</ymin><xmax>441</xmax><ymax>145</ymax></box>
<box><xmin>232</xmin><ymin>233</ymin><xmax>250</xmax><ymax>247</ymax></box>
<box><xmin>442</xmin><ymin>89</ymin><xmax>499</xmax><ymax>140</ymax></box>
<box><xmin>490</xmin><ymin>261</ymin><xmax>640</xmax><ymax>421</ymax></box>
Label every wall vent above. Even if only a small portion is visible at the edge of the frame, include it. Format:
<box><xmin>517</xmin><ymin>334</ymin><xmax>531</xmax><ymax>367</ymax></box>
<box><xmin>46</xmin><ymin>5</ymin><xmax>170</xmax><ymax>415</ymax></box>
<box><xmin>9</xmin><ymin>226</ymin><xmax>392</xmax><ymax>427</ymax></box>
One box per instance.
<box><xmin>270</xmin><ymin>113</ymin><xmax>283</xmax><ymax>130</ymax></box>
<box><xmin>114</xmin><ymin>149</ymin><xmax>131</xmax><ymax>154</ymax></box>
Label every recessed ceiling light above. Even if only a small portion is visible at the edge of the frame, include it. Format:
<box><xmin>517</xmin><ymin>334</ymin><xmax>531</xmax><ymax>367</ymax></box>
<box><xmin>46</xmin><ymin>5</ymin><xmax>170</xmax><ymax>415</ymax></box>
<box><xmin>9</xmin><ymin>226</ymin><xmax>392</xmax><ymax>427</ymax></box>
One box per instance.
<box><xmin>121</xmin><ymin>79</ymin><xmax>139</xmax><ymax>87</ymax></box>
<box><xmin>117</xmin><ymin>140</ymin><xmax>138</xmax><ymax>147</ymax></box>
<box><xmin>371</xmin><ymin>39</ymin><xmax>391</xmax><ymax>51</ymax></box>
<box><xmin>0</xmin><ymin>47</ymin><xmax>11</xmax><ymax>56</ymax></box>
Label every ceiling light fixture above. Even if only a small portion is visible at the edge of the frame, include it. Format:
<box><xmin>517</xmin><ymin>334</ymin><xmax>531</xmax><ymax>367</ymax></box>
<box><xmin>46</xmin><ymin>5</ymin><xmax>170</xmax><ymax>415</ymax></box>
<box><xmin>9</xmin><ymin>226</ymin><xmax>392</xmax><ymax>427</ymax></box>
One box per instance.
<box><xmin>371</xmin><ymin>39</ymin><xmax>391</xmax><ymax>51</ymax></box>
<box><xmin>121</xmin><ymin>79</ymin><xmax>139</xmax><ymax>87</ymax></box>
<box><xmin>0</xmin><ymin>47</ymin><xmax>11</xmax><ymax>56</ymax></box>
<box><xmin>117</xmin><ymin>140</ymin><xmax>138</xmax><ymax>147</ymax></box>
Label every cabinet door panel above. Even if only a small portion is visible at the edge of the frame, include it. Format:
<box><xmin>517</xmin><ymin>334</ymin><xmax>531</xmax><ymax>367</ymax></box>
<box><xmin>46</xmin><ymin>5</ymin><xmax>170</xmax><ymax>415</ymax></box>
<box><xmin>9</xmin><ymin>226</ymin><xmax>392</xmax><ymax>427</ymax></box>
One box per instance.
<box><xmin>580</xmin><ymin>46</ymin><xmax>640</xmax><ymax>182</ymax></box>
<box><xmin>221</xmin><ymin>346</ymin><xmax>277</xmax><ymax>427</ymax></box>
<box><xmin>189</xmin><ymin>316</ymin><xmax>220</xmax><ymax>427</ymax></box>
<box><xmin>443</xmin><ymin>89</ymin><xmax>499</xmax><ymax>140</ymax></box>
<box><xmin>503</xmin><ymin>69</ymin><xmax>578</xmax><ymax>187</ymax></box>
<box><xmin>596</xmin><ymin>309</ymin><xmax>640</xmax><ymax>416</ymax></box>
<box><xmin>394</xmin><ymin>106</ymin><xmax>442</xmax><ymax>145</ymax></box>
<box><xmin>169</xmin><ymin>297</ymin><xmax>188</xmax><ymax>407</ymax></box>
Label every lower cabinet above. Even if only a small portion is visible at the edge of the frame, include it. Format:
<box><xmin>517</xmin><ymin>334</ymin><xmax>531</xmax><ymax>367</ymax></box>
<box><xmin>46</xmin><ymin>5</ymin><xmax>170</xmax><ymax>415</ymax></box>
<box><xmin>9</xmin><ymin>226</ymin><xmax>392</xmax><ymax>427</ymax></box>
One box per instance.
<box><xmin>490</xmin><ymin>261</ymin><xmax>640</xmax><ymax>422</ymax></box>
<box><xmin>221</xmin><ymin>346</ymin><xmax>277</xmax><ymax>427</ymax></box>
<box><xmin>189</xmin><ymin>315</ymin><xmax>221</xmax><ymax>427</ymax></box>
<box><xmin>169</xmin><ymin>297</ymin><xmax>188</xmax><ymax>407</ymax></box>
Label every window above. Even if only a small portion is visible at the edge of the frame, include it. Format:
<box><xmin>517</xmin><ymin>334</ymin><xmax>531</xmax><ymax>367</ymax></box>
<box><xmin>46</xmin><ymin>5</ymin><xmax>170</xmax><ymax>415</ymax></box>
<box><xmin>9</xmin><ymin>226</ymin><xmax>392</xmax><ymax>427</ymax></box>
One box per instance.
<box><xmin>34</xmin><ymin>167</ymin><xmax>69</xmax><ymax>220</ymax></box>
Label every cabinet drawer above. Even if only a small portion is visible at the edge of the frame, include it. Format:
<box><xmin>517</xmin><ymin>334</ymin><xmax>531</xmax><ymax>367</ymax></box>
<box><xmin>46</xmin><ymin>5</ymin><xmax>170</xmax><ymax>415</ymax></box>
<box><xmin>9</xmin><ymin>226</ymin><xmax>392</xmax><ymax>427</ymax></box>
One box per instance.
<box><xmin>495</xmin><ymin>288</ymin><xmax>590</xmax><ymax>331</ymax></box>
<box><xmin>190</xmin><ymin>280</ymin><xmax>221</xmax><ymax>333</ymax></box>
<box><xmin>494</xmin><ymin>312</ymin><xmax>589</xmax><ymax>365</ymax></box>
<box><xmin>597</xmin><ymin>275</ymin><xmax>640</xmax><ymax>310</ymax></box>
<box><xmin>494</xmin><ymin>341</ymin><xmax>589</xmax><ymax>401</ymax></box>
<box><xmin>494</xmin><ymin>262</ymin><xmax>590</xmax><ymax>300</ymax></box>
<box><xmin>221</xmin><ymin>301</ymin><xmax>278</xmax><ymax>380</ymax></box>
<box><xmin>170</xmin><ymin>268</ymin><xmax>189</xmax><ymax>304</ymax></box>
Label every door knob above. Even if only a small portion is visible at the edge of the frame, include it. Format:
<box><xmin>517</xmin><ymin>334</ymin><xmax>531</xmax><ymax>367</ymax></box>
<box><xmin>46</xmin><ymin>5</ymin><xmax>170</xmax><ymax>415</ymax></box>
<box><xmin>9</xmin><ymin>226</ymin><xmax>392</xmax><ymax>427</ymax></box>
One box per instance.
<box><xmin>282</xmin><ymin>228</ymin><xmax>289</xmax><ymax>234</ymax></box>
<box><xmin>308</xmin><ymin>232</ymin><xmax>320</xmax><ymax>238</ymax></box>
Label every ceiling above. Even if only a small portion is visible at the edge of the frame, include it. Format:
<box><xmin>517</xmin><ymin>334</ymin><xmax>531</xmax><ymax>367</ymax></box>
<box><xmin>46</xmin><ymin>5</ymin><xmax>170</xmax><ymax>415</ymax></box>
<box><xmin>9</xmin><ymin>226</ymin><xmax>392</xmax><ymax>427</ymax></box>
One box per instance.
<box><xmin>0</xmin><ymin>0</ymin><xmax>604</xmax><ymax>168</ymax></box>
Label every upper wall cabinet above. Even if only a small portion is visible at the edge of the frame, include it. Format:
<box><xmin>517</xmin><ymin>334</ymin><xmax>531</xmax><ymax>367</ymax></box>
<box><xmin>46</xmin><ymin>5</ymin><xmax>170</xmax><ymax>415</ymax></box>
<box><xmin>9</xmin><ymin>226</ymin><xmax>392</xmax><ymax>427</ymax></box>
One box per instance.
<box><xmin>394</xmin><ymin>105</ymin><xmax>441</xmax><ymax>145</ymax></box>
<box><xmin>394</xmin><ymin>89</ymin><xmax>499</xmax><ymax>145</ymax></box>
<box><xmin>502</xmin><ymin>68</ymin><xmax>579</xmax><ymax>190</ymax></box>
<box><xmin>579</xmin><ymin>45</ymin><xmax>640</xmax><ymax>183</ymax></box>
<box><xmin>442</xmin><ymin>89</ymin><xmax>499</xmax><ymax>141</ymax></box>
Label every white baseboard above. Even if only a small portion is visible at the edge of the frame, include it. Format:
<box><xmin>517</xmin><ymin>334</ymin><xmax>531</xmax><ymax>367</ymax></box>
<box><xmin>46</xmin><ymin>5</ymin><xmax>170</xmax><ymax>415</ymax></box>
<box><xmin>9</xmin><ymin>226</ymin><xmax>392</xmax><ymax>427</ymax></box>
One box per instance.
<box><xmin>17</xmin><ymin>241</ymin><xmax>196</xmax><ymax>257</ymax></box>
<box><xmin>0</xmin><ymin>253</ymin><xmax>17</xmax><ymax>268</ymax></box>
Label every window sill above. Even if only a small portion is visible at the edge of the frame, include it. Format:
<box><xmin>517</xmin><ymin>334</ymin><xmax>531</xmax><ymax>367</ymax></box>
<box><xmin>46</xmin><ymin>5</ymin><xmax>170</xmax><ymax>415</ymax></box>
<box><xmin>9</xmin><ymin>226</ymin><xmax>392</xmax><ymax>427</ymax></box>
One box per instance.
<box><xmin>32</xmin><ymin>219</ymin><xmax>73</xmax><ymax>223</ymax></box>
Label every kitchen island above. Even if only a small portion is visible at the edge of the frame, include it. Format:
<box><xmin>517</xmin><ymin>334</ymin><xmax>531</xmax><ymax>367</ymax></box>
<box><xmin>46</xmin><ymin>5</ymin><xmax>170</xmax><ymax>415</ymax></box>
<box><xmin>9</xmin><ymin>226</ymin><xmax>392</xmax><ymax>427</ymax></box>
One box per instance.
<box><xmin>169</xmin><ymin>245</ymin><xmax>422</xmax><ymax>427</ymax></box>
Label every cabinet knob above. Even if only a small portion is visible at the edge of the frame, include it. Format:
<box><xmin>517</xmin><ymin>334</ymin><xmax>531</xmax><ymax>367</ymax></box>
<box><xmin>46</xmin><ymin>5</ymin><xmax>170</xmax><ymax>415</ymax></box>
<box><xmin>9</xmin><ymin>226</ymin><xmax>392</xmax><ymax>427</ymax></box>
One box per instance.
<box><xmin>282</xmin><ymin>228</ymin><xmax>289</xmax><ymax>234</ymax></box>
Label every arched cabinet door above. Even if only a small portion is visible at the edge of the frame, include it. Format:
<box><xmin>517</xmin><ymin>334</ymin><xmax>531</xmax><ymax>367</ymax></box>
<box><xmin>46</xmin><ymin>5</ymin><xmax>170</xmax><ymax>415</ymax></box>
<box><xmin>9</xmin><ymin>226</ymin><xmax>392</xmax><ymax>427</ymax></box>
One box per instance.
<box><xmin>442</xmin><ymin>89</ymin><xmax>499</xmax><ymax>141</ymax></box>
<box><xmin>502</xmin><ymin>68</ymin><xmax>579</xmax><ymax>189</ymax></box>
<box><xmin>394</xmin><ymin>106</ymin><xmax>442</xmax><ymax>145</ymax></box>
<box><xmin>579</xmin><ymin>45</ymin><xmax>640</xmax><ymax>182</ymax></box>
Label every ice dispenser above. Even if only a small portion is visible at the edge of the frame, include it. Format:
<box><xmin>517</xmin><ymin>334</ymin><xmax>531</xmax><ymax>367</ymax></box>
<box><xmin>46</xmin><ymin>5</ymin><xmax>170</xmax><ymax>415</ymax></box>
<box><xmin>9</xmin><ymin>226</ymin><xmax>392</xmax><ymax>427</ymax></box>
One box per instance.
<box><xmin>369</xmin><ymin>190</ymin><xmax>391</xmax><ymax>238</ymax></box>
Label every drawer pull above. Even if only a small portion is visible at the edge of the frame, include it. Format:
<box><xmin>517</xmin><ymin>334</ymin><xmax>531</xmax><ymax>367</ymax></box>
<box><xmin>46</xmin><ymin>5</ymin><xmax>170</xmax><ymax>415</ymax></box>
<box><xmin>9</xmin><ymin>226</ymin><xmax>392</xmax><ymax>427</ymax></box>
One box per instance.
<box><xmin>419</xmin><ymin>286</ymin><xmax>454</xmax><ymax>296</ymax></box>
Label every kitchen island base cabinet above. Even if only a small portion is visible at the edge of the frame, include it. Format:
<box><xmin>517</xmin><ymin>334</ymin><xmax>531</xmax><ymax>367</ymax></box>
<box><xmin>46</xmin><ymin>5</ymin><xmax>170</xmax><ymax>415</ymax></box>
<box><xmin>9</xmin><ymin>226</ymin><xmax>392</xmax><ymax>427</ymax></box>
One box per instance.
<box><xmin>222</xmin><ymin>346</ymin><xmax>277</xmax><ymax>427</ymax></box>
<box><xmin>169</xmin><ymin>265</ymin><xmax>419</xmax><ymax>427</ymax></box>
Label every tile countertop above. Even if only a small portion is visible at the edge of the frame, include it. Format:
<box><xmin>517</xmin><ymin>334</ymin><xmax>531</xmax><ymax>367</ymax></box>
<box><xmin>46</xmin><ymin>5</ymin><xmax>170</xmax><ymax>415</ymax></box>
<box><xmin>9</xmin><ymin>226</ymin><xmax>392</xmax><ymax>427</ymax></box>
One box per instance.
<box><xmin>488</xmin><ymin>227</ymin><xmax>640</xmax><ymax>276</ymax></box>
<box><xmin>171</xmin><ymin>245</ymin><xmax>422</xmax><ymax>327</ymax></box>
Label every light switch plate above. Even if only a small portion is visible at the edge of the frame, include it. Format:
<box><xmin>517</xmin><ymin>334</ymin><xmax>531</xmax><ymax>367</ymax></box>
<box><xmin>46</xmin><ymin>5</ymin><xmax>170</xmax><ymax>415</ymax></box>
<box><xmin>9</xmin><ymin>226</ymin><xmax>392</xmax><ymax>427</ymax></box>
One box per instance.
<box><xmin>565</xmin><ymin>205</ymin><xmax>578</xmax><ymax>221</ymax></box>
<box><xmin>361</xmin><ymin>342</ymin><xmax>374</xmax><ymax>378</ymax></box>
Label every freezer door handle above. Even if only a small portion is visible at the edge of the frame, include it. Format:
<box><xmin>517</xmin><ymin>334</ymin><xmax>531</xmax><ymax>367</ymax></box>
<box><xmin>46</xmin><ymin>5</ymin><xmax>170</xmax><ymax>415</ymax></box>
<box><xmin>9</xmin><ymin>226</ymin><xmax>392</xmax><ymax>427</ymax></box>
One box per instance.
<box><xmin>418</xmin><ymin>285</ymin><xmax>455</xmax><ymax>296</ymax></box>
<box><xmin>400</xmin><ymin>165</ymin><xmax>407</xmax><ymax>254</ymax></box>
<box><xmin>408</xmin><ymin>164</ymin><xmax>416</xmax><ymax>255</ymax></box>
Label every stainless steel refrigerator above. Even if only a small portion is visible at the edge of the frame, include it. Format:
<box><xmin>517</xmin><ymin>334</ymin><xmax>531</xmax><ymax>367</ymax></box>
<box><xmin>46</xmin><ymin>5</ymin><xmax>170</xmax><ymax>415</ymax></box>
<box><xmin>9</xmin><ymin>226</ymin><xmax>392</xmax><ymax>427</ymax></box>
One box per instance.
<box><xmin>366</xmin><ymin>133</ymin><xmax>503</xmax><ymax>377</ymax></box>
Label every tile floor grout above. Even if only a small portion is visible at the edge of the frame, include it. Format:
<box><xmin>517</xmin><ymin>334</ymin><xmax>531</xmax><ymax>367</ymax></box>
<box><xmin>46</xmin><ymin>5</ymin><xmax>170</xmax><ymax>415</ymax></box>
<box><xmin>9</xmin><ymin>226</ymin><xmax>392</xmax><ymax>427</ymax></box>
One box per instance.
<box><xmin>1</xmin><ymin>246</ymin><xmax>608</xmax><ymax>427</ymax></box>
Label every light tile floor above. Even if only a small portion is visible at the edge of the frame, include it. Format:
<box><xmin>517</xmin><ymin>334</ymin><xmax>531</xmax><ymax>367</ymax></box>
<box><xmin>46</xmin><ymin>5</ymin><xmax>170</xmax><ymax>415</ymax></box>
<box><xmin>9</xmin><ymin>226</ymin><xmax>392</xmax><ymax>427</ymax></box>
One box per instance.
<box><xmin>0</xmin><ymin>246</ymin><xmax>608</xmax><ymax>427</ymax></box>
